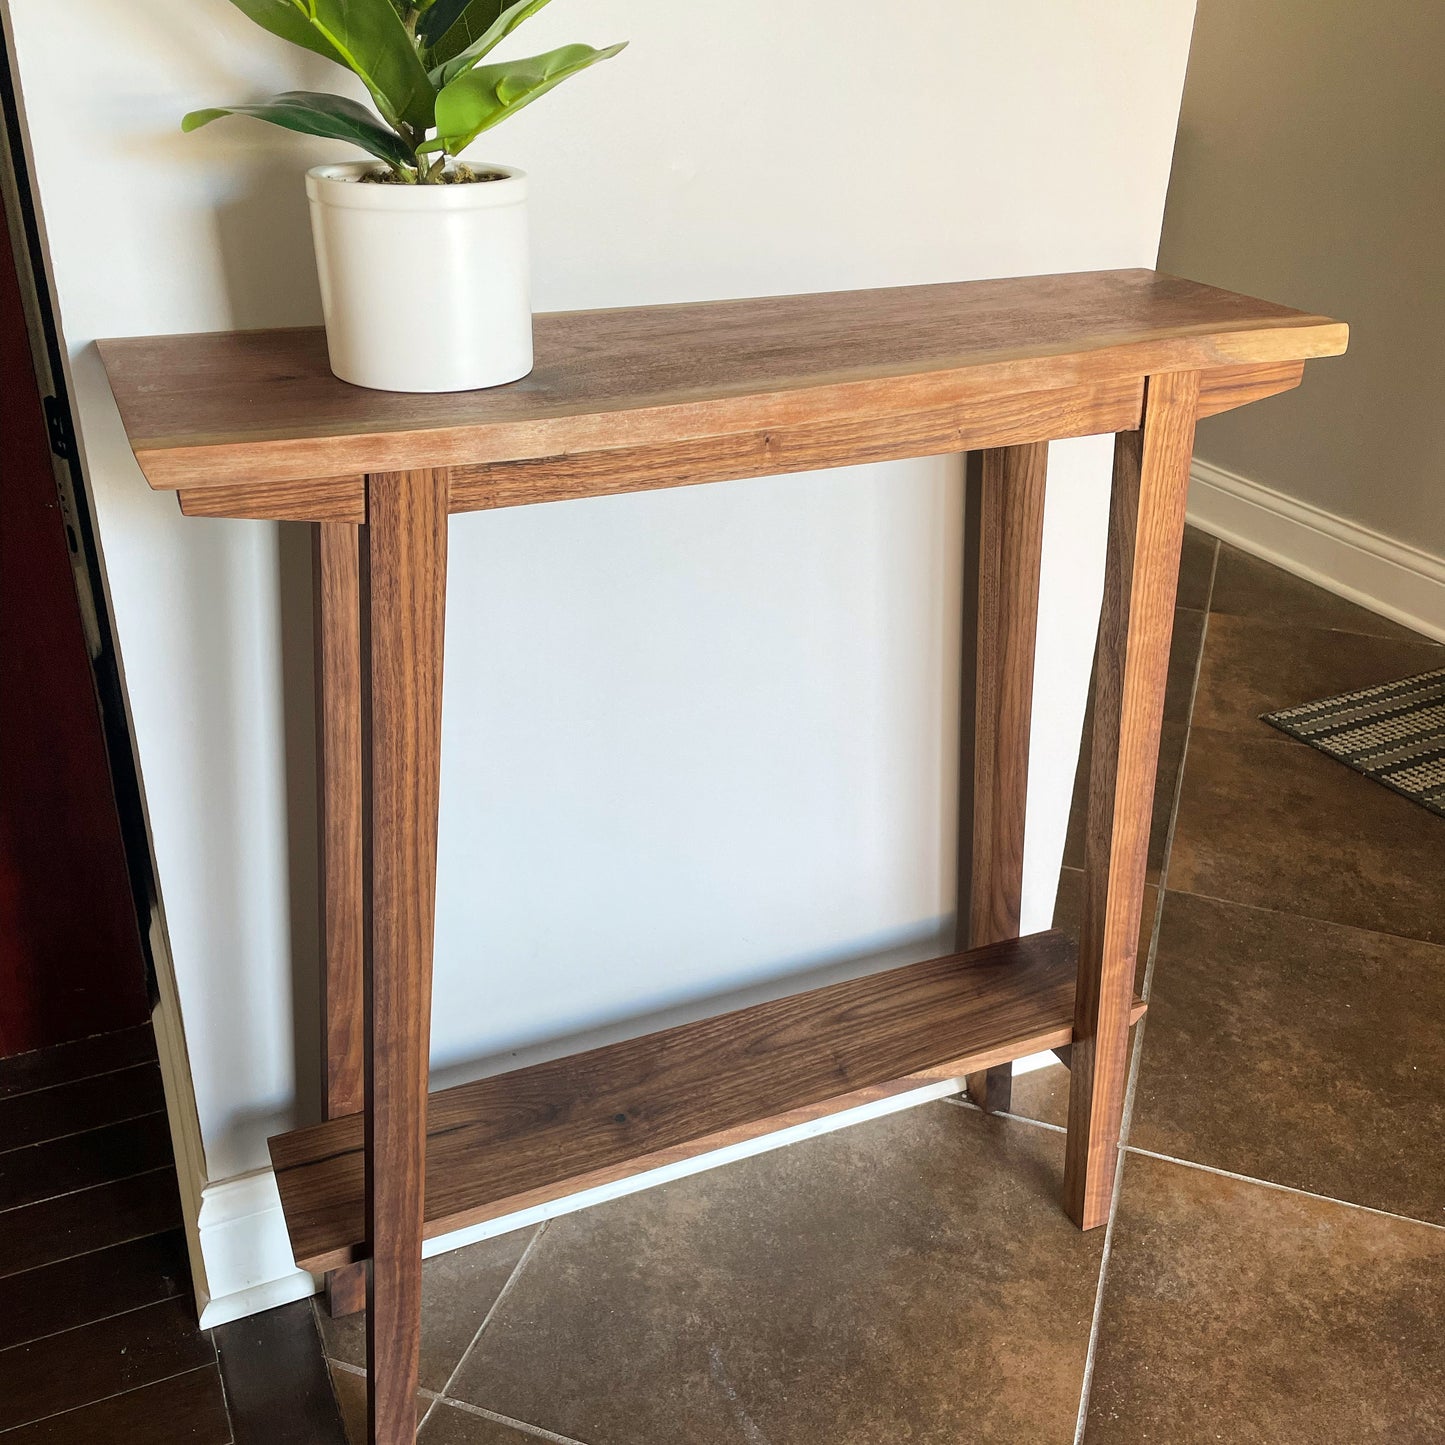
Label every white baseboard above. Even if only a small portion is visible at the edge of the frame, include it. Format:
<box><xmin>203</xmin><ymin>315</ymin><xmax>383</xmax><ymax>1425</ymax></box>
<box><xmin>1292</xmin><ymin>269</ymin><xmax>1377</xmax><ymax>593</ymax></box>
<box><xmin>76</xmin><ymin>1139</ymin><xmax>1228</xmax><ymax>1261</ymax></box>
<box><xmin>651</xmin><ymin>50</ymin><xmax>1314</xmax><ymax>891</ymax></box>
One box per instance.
<box><xmin>195</xmin><ymin>1169</ymin><xmax>319</xmax><ymax>1329</ymax></box>
<box><xmin>191</xmin><ymin>1072</ymin><xmax>977</xmax><ymax>1324</ymax></box>
<box><xmin>145</xmin><ymin>914</ymin><xmax>216</xmax><ymax>1324</ymax></box>
<box><xmin>148</xmin><ymin>911</ymin><xmax>320</xmax><ymax>1329</ymax></box>
<box><xmin>1188</xmin><ymin>458</ymin><xmax>1445</xmax><ymax>643</ymax></box>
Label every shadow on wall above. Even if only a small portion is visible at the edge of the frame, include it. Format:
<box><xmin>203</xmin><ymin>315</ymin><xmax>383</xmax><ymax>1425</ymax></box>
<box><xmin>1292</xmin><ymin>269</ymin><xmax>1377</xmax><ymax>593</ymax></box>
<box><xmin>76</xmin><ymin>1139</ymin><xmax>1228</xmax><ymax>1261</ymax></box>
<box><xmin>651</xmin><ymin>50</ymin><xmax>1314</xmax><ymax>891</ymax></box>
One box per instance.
<box><xmin>218</xmin><ymin>907</ymin><xmax>967</xmax><ymax>1176</ymax></box>
<box><xmin>214</xmin><ymin>156</ymin><xmax>324</xmax><ymax>330</ymax></box>
<box><xmin>276</xmin><ymin>520</ymin><xmax>322</xmax><ymax>1129</ymax></box>
<box><xmin>162</xmin><ymin>0</ymin><xmax>331</xmax><ymax>330</ymax></box>
<box><xmin>423</xmin><ymin>914</ymin><xmax>964</xmax><ymax>1099</ymax></box>
<box><xmin>207</xmin><ymin>139</ymin><xmax>329</xmax><ymax>1132</ymax></box>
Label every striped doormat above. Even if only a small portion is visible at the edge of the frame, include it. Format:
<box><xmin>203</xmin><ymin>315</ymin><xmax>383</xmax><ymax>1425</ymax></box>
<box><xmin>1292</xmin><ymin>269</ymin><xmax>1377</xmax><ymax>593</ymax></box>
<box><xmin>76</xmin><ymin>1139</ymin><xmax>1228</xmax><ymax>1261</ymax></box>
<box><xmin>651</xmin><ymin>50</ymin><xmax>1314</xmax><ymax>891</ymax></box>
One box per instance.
<box><xmin>1262</xmin><ymin>668</ymin><xmax>1445</xmax><ymax>819</ymax></box>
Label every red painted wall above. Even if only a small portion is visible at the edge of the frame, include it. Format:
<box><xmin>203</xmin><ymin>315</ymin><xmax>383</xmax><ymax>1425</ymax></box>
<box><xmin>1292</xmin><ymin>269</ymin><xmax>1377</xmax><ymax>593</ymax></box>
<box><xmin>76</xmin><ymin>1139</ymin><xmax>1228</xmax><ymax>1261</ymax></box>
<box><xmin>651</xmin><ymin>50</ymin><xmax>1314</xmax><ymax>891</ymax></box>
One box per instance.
<box><xmin>0</xmin><ymin>215</ymin><xmax>147</xmax><ymax>1056</ymax></box>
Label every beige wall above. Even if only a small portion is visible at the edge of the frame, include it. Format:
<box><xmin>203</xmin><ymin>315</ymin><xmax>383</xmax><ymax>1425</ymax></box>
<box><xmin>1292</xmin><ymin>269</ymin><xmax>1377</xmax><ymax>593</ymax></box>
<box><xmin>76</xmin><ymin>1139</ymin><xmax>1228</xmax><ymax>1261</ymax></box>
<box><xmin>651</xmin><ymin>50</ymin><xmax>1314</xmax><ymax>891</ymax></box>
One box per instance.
<box><xmin>1160</xmin><ymin>0</ymin><xmax>1445</xmax><ymax>556</ymax></box>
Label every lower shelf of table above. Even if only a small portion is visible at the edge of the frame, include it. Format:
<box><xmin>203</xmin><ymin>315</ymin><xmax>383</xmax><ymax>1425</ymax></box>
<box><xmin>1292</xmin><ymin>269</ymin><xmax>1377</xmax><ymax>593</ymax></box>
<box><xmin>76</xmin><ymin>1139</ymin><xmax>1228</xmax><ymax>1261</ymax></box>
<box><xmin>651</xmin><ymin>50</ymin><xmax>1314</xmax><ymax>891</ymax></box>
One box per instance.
<box><xmin>270</xmin><ymin>928</ymin><xmax>1144</xmax><ymax>1273</ymax></box>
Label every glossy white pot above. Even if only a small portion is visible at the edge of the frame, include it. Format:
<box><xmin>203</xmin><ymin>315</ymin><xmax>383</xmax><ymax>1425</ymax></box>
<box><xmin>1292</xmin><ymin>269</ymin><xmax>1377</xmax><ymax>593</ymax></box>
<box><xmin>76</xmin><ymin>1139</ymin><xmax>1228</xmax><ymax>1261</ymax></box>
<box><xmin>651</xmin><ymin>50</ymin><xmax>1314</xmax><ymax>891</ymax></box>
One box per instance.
<box><xmin>306</xmin><ymin>161</ymin><xmax>532</xmax><ymax>393</ymax></box>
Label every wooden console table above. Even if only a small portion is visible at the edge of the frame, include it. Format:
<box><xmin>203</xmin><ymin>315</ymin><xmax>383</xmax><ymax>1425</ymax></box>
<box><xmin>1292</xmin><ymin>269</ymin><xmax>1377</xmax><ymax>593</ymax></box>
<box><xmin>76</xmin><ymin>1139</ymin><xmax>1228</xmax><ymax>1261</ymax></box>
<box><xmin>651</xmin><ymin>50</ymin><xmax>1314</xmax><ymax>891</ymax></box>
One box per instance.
<box><xmin>99</xmin><ymin>270</ymin><xmax>1345</xmax><ymax>1445</ymax></box>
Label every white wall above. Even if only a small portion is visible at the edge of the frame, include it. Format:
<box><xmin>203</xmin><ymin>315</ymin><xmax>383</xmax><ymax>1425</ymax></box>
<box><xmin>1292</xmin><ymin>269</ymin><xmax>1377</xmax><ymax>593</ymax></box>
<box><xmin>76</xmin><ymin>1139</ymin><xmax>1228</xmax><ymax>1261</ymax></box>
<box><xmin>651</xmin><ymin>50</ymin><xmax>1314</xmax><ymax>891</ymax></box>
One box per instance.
<box><xmin>4</xmin><ymin>0</ymin><xmax>1196</xmax><ymax>1254</ymax></box>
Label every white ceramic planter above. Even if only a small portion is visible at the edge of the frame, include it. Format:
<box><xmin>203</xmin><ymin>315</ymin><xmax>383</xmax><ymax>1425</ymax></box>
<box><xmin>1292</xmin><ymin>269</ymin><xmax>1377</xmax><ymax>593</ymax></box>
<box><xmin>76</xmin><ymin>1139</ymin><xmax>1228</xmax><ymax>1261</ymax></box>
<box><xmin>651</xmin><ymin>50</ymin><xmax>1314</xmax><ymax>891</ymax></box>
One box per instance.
<box><xmin>306</xmin><ymin>161</ymin><xmax>532</xmax><ymax>393</ymax></box>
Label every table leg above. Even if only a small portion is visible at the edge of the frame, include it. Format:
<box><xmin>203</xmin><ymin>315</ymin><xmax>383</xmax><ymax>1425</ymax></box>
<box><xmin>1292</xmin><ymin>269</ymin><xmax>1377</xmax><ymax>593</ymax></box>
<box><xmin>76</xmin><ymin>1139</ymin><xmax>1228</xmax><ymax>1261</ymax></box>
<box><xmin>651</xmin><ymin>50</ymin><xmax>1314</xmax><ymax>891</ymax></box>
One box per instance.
<box><xmin>314</xmin><ymin>521</ymin><xmax>369</xmax><ymax>1317</ymax></box>
<box><xmin>1063</xmin><ymin>371</ymin><xmax>1199</xmax><ymax>1229</ymax></box>
<box><xmin>360</xmin><ymin>470</ymin><xmax>449</xmax><ymax>1445</ymax></box>
<box><xmin>962</xmin><ymin>443</ymin><xmax>1048</xmax><ymax>1114</ymax></box>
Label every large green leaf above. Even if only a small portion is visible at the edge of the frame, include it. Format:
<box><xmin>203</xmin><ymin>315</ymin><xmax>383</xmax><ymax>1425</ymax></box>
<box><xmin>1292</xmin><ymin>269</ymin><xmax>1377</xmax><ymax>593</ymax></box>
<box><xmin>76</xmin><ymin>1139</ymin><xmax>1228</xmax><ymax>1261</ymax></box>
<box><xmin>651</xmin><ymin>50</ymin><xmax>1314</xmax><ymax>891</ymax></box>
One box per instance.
<box><xmin>428</xmin><ymin>0</ymin><xmax>554</xmax><ymax>87</ymax></box>
<box><xmin>430</xmin><ymin>41</ymin><xmax>625</xmax><ymax>153</ymax></box>
<box><xmin>224</xmin><ymin>0</ymin><xmax>348</xmax><ymax>66</ymax></box>
<box><xmin>416</xmin><ymin>0</ymin><xmax>482</xmax><ymax>50</ymax></box>
<box><xmin>296</xmin><ymin>0</ymin><xmax>436</xmax><ymax>133</ymax></box>
<box><xmin>225</xmin><ymin>0</ymin><xmax>435</xmax><ymax>135</ymax></box>
<box><xmin>182</xmin><ymin>90</ymin><xmax>414</xmax><ymax>169</ymax></box>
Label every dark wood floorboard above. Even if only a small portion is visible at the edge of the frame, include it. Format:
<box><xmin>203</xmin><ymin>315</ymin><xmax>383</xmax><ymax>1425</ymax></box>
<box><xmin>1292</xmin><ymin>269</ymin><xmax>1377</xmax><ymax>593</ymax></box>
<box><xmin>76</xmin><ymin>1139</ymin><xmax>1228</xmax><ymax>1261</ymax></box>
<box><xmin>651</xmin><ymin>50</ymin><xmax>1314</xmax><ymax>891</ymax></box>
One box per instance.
<box><xmin>0</xmin><ymin>1112</ymin><xmax>174</xmax><ymax>1210</ymax></box>
<box><xmin>0</xmin><ymin>1364</ymin><xmax>231</xmax><ymax>1444</ymax></box>
<box><xmin>0</xmin><ymin>1030</ymin><xmax>346</xmax><ymax>1444</ymax></box>
<box><xmin>214</xmin><ymin>1300</ymin><xmax>346</xmax><ymax>1445</ymax></box>
<box><xmin>0</xmin><ymin>1168</ymin><xmax>182</xmax><ymax>1278</ymax></box>
<box><xmin>0</xmin><ymin>1295</ymin><xmax>216</xmax><ymax>1431</ymax></box>
<box><xmin>0</xmin><ymin>1026</ymin><xmax>158</xmax><ymax>1101</ymax></box>
<box><xmin>0</xmin><ymin>1062</ymin><xmax>166</xmax><ymax>1149</ymax></box>
<box><xmin>0</xmin><ymin>1229</ymin><xmax>191</xmax><ymax>1352</ymax></box>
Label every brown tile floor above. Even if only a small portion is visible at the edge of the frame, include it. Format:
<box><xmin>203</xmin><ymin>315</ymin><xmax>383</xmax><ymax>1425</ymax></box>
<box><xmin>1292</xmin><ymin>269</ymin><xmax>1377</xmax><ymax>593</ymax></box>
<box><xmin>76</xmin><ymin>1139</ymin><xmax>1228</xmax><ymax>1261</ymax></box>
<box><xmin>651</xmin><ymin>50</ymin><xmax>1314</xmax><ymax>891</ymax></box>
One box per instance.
<box><xmin>1084</xmin><ymin>1154</ymin><xmax>1445</xmax><ymax>1444</ymax></box>
<box><xmin>16</xmin><ymin>530</ymin><xmax>1441</xmax><ymax>1444</ymax></box>
<box><xmin>310</xmin><ymin>531</ymin><xmax>1445</xmax><ymax>1443</ymax></box>
<box><xmin>448</xmin><ymin>1110</ymin><xmax>1103</xmax><ymax>1445</ymax></box>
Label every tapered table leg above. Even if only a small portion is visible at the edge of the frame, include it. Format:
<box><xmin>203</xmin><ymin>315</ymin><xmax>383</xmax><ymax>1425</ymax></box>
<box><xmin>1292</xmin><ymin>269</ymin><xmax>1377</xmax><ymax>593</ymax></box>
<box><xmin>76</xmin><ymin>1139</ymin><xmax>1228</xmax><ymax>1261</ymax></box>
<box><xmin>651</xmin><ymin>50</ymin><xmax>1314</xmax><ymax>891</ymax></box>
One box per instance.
<box><xmin>361</xmin><ymin>470</ymin><xmax>449</xmax><ymax>1445</ymax></box>
<box><xmin>1063</xmin><ymin>371</ymin><xmax>1199</xmax><ymax>1229</ymax></box>
<box><xmin>314</xmin><ymin>521</ymin><xmax>369</xmax><ymax>1317</ymax></box>
<box><xmin>963</xmin><ymin>443</ymin><xmax>1048</xmax><ymax>1115</ymax></box>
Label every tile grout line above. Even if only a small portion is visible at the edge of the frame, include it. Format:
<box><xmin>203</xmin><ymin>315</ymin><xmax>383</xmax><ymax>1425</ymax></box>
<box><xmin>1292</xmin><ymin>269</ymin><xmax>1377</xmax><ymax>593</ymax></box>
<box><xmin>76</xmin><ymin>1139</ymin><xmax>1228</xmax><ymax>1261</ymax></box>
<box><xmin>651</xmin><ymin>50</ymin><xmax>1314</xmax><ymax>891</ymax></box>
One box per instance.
<box><xmin>1071</xmin><ymin>1000</ymin><xmax>1151</xmax><ymax>1445</ymax></box>
<box><xmin>327</xmin><ymin>1357</ymin><xmax>445</xmax><ymax>1396</ymax></box>
<box><xmin>0</xmin><ymin>1361</ymin><xmax>222</xmax><ymax>1438</ymax></box>
<box><xmin>1156</xmin><ymin>879</ymin><xmax>1444</xmax><ymax>952</ymax></box>
<box><xmin>1070</xmin><ymin>535</ymin><xmax>1220</xmax><ymax>1443</ymax></box>
<box><xmin>1199</xmin><ymin>536</ymin><xmax>1437</xmax><ymax>646</ymax></box>
<box><xmin>212</xmin><ymin>1320</ymin><xmax>238</xmax><ymax>1445</ymax></box>
<box><xmin>1001</xmin><ymin>1110</ymin><xmax>1063</xmax><ymax>1134</ymax></box>
<box><xmin>1147</xmin><ymin>534</ymin><xmax>1215</xmax><ymax>925</ymax></box>
<box><xmin>429</xmin><ymin>1396</ymin><xmax>595</xmax><ymax>1445</ymax></box>
<box><xmin>1122</xmin><ymin>1146</ymin><xmax>1445</xmax><ymax>1234</ymax></box>
<box><xmin>417</xmin><ymin>1222</ymin><xmax>552</xmax><ymax>1433</ymax></box>
<box><xmin>942</xmin><ymin>1093</ymin><xmax>1067</xmax><ymax>1135</ymax></box>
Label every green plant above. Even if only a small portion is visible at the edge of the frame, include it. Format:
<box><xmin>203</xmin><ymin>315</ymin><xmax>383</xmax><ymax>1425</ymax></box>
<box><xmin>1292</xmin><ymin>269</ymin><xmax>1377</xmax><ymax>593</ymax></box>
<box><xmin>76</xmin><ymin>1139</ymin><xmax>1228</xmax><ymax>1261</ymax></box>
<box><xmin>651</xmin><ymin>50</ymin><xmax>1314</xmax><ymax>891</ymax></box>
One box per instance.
<box><xmin>183</xmin><ymin>0</ymin><xmax>626</xmax><ymax>183</ymax></box>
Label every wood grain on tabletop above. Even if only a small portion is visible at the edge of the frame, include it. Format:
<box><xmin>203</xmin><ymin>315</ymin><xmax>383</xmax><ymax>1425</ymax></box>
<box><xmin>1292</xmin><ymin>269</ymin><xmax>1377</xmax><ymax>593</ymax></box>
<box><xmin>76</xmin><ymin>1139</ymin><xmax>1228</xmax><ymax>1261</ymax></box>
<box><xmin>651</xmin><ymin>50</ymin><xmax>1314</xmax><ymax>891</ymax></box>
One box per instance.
<box><xmin>97</xmin><ymin>270</ymin><xmax>1346</xmax><ymax>494</ymax></box>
